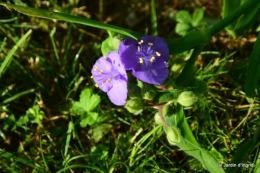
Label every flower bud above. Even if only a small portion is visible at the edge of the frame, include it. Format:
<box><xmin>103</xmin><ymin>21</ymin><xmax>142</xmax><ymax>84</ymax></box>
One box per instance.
<box><xmin>177</xmin><ymin>91</ymin><xmax>197</xmax><ymax>107</ymax></box>
<box><xmin>141</xmin><ymin>84</ymin><xmax>156</xmax><ymax>100</ymax></box>
<box><xmin>125</xmin><ymin>98</ymin><xmax>143</xmax><ymax>115</ymax></box>
<box><xmin>166</xmin><ymin>126</ymin><xmax>181</xmax><ymax>145</ymax></box>
<box><xmin>154</xmin><ymin>112</ymin><xmax>163</xmax><ymax>125</ymax></box>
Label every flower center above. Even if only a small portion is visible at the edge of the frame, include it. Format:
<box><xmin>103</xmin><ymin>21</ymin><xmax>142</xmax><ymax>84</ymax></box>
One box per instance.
<box><xmin>136</xmin><ymin>40</ymin><xmax>161</xmax><ymax>66</ymax></box>
<box><xmin>91</xmin><ymin>64</ymin><xmax>121</xmax><ymax>88</ymax></box>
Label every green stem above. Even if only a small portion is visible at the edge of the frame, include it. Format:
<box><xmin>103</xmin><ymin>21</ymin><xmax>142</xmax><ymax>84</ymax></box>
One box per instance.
<box><xmin>208</xmin><ymin>0</ymin><xmax>258</xmax><ymax>37</ymax></box>
<box><xmin>175</xmin><ymin>46</ymin><xmax>204</xmax><ymax>87</ymax></box>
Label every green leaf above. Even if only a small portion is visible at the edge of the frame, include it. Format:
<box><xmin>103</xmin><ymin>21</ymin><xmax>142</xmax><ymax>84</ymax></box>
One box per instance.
<box><xmin>234</xmin><ymin>2</ymin><xmax>260</xmax><ymax>35</ymax></box>
<box><xmin>245</xmin><ymin>32</ymin><xmax>260</xmax><ymax>98</ymax></box>
<box><xmin>222</xmin><ymin>0</ymin><xmax>242</xmax><ymax>31</ymax></box>
<box><xmin>101</xmin><ymin>32</ymin><xmax>122</xmax><ymax>57</ymax></box>
<box><xmin>158</xmin><ymin>93</ymin><xmax>174</xmax><ymax>103</ymax></box>
<box><xmin>90</xmin><ymin>144</ymin><xmax>109</xmax><ymax>163</ymax></box>
<box><xmin>177</xmin><ymin>136</ymin><xmax>225</xmax><ymax>173</ymax></box>
<box><xmin>0</xmin><ymin>29</ymin><xmax>32</xmax><ymax>78</ymax></box>
<box><xmin>175</xmin><ymin>46</ymin><xmax>204</xmax><ymax>87</ymax></box>
<box><xmin>175</xmin><ymin>23</ymin><xmax>191</xmax><ymax>36</ymax></box>
<box><xmin>176</xmin><ymin>10</ymin><xmax>192</xmax><ymax>23</ymax></box>
<box><xmin>86</xmin><ymin>93</ymin><xmax>101</xmax><ymax>112</ymax></box>
<box><xmin>163</xmin><ymin>104</ymin><xmax>225</xmax><ymax>172</ymax></box>
<box><xmin>25</xmin><ymin>105</ymin><xmax>44</xmax><ymax>127</ymax></box>
<box><xmin>192</xmin><ymin>8</ymin><xmax>204</xmax><ymax>26</ymax></box>
<box><xmin>175</xmin><ymin>103</ymin><xmax>200</xmax><ymax>147</ymax></box>
<box><xmin>89</xmin><ymin>123</ymin><xmax>113</xmax><ymax>142</ymax></box>
<box><xmin>70</xmin><ymin>88</ymin><xmax>100</xmax><ymax>115</ymax></box>
<box><xmin>0</xmin><ymin>3</ymin><xmax>143</xmax><ymax>39</ymax></box>
<box><xmin>80</xmin><ymin>112</ymin><xmax>99</xmax><ymax>127</ymax></box>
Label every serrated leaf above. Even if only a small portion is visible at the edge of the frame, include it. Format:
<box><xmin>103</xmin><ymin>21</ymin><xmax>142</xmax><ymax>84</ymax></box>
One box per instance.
<box><xmin>89</xmin><ymin>123</ymin><xmax>113</xmax><ymax>142</ymax></box>
<box><xmin>70</xmin><ymin>88</ymin><xmax>100</xmax><ymax>115</ymax></box>
<box><xmin>80</xmin><ymin>112</ymin><xmax>98</xmax><ymax>127</ymax></box>
<box><xmin>88</xmin><ymin>94</ymin><xmax>101</xmax><ymax>112</ymax></box>
<box><xmin>70</xmin><ymin>101</ymin><xmax>86</xmax><ymax>115</ymax></box>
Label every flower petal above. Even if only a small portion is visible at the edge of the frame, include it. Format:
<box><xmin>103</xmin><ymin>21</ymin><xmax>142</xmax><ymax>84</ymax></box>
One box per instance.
<box><xmin>119</xmin><ymin>38</ymin><xmax>139</xmax><ymax>70</ymax></box>
<box><xmin>107</xmin><ymin>79</ymin><xmax>128</xmax><ymax>106</ymax></box>
<box><xmin>132</xmin><ymin>63</ymin><xmax>169</xmax><ymax>85</ymax></box>
<box><xmin>107</xmin><ymin>51</ymin><xmax>127</xmax><ymax>80</ymax></box>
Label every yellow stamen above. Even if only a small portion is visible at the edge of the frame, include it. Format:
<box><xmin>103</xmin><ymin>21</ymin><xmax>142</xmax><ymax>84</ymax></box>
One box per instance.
<box><xmin>95</xmin><ymin>84</ymin><xmax>99</xmax><ymax>87</ymax></box>
<box><xmin>138</xmin><ymin>40</ymin><xmax>143</xmax><ymax>44</ymax></box>
<box><xmin>138</xmin><ymin>46</ymin><xmax>140</xmax><ymax>51</ymax></box>
<box><xmin>99</xmin><ymin>69</ymin><xmax>103</xmax><ymax>74</ymax></box>
<box><xmin>106</xmin><ymin>78</ymin><xmax>111</xmax><ymax>83</ymax></box>
<box><xmin>93</xmin><ymin>65</ymin><xmax>98</xmax><ymax>71</ymax></box>
<box><xmin>150</xmin><ymin>56</ymin><xmax>155</xmax><ymax>62</ymax></box>
<box><xmin>148</xmin><ymin>42</ymin><xmax>153</xmax><ymax>46</ymax></box>
<box><xmin>91</xmin><ymin>75</ymin><xmax>93</xmax><ymax>78</ymax></box>
<box><xmin>139</xmin><ymin>58</ymin><xmax>144</xmax><ymax>64</ymax></box>
<box><xmin>156</xmin><ymin>52</ymin><xmax>161</xmax><ymax>57</ymax></box>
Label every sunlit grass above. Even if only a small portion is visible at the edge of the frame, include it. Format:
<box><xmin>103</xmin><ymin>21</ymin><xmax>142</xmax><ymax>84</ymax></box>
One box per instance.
<box><xmin>0</xmin><ymin>0</ymin><xmax>260</xmax><ymax>173</ymax></box>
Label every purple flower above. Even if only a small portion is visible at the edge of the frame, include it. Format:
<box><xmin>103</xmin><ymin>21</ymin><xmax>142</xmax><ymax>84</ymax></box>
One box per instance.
<box><xmin>119</xmin><ymin>36</ymin><xmax>169</xmax><ymax>85</ymax></box>
<box><xmin>91</xmin><ymin>51</ymin><xmax>128</xmax><ymax>106</ymax></box>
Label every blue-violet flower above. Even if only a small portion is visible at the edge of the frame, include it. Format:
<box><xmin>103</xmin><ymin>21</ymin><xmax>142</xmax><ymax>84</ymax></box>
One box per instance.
<box><xmin>119</xmin><ymin>36</ymin><xmax>169</xmax><ymax>85</ymax></box>
<box><xmin>91</xmin><ymin>51</ymin><xmax>128</xmax><ymax>106</ymax></box>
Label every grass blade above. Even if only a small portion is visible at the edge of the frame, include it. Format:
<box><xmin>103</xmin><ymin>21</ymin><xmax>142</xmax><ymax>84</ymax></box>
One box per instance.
<box><xmin>0</xmin><ymin>29</ymin><xmax>32</xmax><ymax>78</ymax></box>
<box><xmin>1</xmin><ymin>88</ymin><xmax>35</xmax><ymax>104</ymax></box>
<box><xmin>0</xmin><ymin>3</ymin><xmax>143</xmax><ymax>39</ymax></box>
<box><xmin>0</xmin><ymin>149</ymin><xmax>46</xmax><ymax>172</ymax></box>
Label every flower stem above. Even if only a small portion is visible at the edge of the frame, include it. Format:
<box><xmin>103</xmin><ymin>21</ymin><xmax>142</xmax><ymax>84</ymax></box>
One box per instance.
<box><xmin>157</xmin><ymin>106</ymin><xmax>169</xmax><ymax>128</ymax></box>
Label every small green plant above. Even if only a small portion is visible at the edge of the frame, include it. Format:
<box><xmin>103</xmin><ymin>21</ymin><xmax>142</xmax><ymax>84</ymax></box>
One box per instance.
<box><xmin>70</xmin><ymin>88</ymin><xmax>100</xmax><ymax>127</ymax></box>
<box><xmin>170</xmin><ymin>8</ymin><xmax>207</xmax><ymax>36</ymax></box>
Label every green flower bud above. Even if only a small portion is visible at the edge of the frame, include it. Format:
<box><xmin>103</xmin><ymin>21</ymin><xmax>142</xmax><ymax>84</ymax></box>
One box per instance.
<box><xmin>141</xmin><ymin>84</ymin><xmax>156</xmax><ymax>100</ymax></box>
<box><xmin>125</xmin><ymin>99</ymin><xmax>143</xmax><ymax>115</ymax></box>
<box><xmin>166</xmin><ymin>126</ymin><xmax>181</xmax><ymax>145</ymax></box>
<box><xmin>154</xmin><ymin>112</ymin><xmax>163</xmax><ymax>125</ymax></box>
<box><xmin>177</xmin><ymin>91</ymin><xmax>197</xmax><ymax>107</ymax></box>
